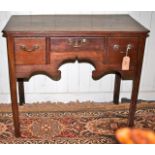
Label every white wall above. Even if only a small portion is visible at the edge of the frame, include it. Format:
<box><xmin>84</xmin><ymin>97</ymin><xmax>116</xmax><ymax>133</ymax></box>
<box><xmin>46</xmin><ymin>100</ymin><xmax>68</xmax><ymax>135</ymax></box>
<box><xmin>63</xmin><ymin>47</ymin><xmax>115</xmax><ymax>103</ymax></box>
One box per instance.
<box><xmin>0</xmin><ymin>11</ymin><xmax>155</xmax><ymax>103</ymax></box>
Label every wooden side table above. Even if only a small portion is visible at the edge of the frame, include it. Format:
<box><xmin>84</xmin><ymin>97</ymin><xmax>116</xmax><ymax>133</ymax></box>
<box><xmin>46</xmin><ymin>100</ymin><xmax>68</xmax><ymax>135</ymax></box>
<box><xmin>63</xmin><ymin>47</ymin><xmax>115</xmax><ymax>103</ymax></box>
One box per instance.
<box><xmin>2</xmin><ymin>15</ymin><xmax>149</xmax><ymax>137</ymax></box>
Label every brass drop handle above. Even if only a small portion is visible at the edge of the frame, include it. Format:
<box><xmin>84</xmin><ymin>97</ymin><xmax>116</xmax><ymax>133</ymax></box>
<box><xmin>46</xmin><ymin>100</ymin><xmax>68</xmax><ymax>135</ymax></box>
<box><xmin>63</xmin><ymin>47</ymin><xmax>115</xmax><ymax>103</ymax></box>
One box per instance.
<box><xmin>126</xmin><ymin>44</ymin><xmax>133</xmax><ymax>51</ymax></box>
<box><xmin>124</xmin><ymin>44</ymin><xmax>133</xmax><ymax>55</ymax></box>
<box><xmin>20</xmin><ymin>44</ymin><xmax>39</xmax><ymax>52</ymax></box>
<box><xmin>68</xmin><ymin>38</ymin><xmax>87</xmax><ymax>48</ymax></box>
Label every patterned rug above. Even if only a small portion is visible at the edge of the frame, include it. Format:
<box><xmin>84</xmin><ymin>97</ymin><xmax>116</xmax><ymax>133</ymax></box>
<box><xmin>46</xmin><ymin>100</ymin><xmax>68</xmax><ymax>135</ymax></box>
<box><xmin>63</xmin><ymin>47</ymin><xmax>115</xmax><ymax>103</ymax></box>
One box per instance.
<box><xmin>0</xmin><ymin>101</ymin><xmax>155</xmax><ymax>144</ymax></box>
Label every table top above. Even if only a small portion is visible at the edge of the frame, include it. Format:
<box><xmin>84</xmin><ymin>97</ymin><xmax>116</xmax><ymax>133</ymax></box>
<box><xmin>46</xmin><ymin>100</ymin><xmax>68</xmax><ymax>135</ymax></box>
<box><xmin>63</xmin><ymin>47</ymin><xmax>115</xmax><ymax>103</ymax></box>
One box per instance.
<box><xmin>3</xmin><ymin>15</ymin><xmax>149</xmax><ymax>33</ymax></box>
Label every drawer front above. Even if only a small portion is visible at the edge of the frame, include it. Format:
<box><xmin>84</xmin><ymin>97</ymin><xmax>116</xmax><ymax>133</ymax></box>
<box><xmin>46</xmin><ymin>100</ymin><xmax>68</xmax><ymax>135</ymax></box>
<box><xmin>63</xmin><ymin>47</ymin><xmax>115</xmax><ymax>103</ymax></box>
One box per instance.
<box><xmin>108</xmin><ymin>37</ymin><xmax>139</xmax><ymax>68</ymax></box>
<box><xmin>14</xmin><ymin>37</ymin><xmax>46</xmax><ymax>65</ymax></box>
<box><xmin>50</xmin><ymin>37</ymin><xmax>105</xmax><ymax>52</ymax></box>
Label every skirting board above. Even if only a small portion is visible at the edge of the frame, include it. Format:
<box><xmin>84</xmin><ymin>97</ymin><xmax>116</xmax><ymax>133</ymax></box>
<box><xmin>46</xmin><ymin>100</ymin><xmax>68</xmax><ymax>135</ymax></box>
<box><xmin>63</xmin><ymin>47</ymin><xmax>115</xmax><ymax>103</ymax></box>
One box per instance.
<box><xmin>0</xmin><ymin>91</ymin><xmax>155</xmax><ymax>103</ymax></box>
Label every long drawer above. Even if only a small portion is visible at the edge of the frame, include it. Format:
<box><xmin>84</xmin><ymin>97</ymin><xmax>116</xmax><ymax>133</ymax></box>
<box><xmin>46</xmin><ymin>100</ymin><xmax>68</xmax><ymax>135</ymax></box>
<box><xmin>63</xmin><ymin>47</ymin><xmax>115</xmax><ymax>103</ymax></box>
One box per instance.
<box><xmin>50</xmin><ymin>37</ymin><xmax>105</xmax><ymax>52</ymax></box>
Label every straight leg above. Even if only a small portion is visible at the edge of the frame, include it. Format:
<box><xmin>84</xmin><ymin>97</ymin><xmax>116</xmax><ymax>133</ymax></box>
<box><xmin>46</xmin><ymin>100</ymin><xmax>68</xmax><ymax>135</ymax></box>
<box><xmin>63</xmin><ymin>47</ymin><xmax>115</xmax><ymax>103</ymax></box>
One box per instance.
<box><xmin>128</xmin><ymin>78</ymin><xmax>140</xmax><ymax>127</ymax></box>
<box><xmin>113</xmin><ymin>74</ymin><xmax>121</xmax><ymax>104</ymax></box>
<box><xmin>128</xmin><ymin>38</ymin><xmax>146</xmax><ymax>127</ymax></box>
<box><xmin>7</xmin><ymin>36</ymin><xmax>20</xmax><ymax>137</ymax></box>
<box><xmin>10</xmin><ymin>79</ymin><xmax>20</xmax><ymax>137</ymax></box>
<box><xmin>18</xmin><ymin>79</ymin><xmax>25</xmax><ymax>105</ymax></box>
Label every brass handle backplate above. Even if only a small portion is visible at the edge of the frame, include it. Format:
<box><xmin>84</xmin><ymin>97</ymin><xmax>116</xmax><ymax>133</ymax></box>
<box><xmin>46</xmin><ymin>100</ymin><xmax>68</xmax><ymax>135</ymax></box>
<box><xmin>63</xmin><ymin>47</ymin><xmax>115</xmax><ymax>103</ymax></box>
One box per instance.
<box><xmin>20</xmin><ymin>44</ymin><xmax>39</xmax><ymax>52</ymax></box>
<box><xmin>113</xmin><ymin>43</ymin><xmax>134</xmax><ymax>53</ymax></box>
<box><xmin>113</xmin><ymin>44</ymin><xmax>120</xmax><ymax>50</ymax></box>
<box><xmin>68</xmin><ymin>38</ymin><xmax>87</xmax><ymax>48</ymax></box>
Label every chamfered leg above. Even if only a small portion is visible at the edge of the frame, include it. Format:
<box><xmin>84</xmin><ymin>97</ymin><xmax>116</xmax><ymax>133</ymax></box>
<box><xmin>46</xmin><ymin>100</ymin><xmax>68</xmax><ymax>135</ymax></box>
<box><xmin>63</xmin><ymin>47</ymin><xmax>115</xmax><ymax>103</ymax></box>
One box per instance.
<box><xmin>128</xmin><ymin>37</ymin><xmax>146</xmax><ymax>127</ymax></box>
<box><xmin>7</xmin><ymin>36</ymin><xmax>20</xmax><ymax>137</ymax></box>
<box><xmin>128</xmin><ymin>78</ymin><xmax>140</xmax><ymax>127</ymax></box>
<box><xmin>113</xmin><ymin>74</ymin><xmax>121</xmax><ymax>104</ymax></box>
<box><xmin>18</xmin><ymin>79</ymin><xmax>25</xmax><ymax>105</ymax></box>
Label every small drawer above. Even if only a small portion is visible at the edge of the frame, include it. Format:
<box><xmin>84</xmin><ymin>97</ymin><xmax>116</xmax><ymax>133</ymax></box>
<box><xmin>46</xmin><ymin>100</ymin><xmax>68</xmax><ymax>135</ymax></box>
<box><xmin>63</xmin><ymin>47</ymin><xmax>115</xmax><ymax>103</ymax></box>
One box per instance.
<box><xmin>14</xmin><ymin>37</ymin><xmax>46</xmax><ymax>65</ymax></box>
<box><xmin>108</xmin><ymin>37</ymin><xmax>139</xmax><ymax>68</ymax></box>
<box><xmin>50</xmin><ymin>37</ymin><xmax>105</xmax><ymax>52</ymax></box>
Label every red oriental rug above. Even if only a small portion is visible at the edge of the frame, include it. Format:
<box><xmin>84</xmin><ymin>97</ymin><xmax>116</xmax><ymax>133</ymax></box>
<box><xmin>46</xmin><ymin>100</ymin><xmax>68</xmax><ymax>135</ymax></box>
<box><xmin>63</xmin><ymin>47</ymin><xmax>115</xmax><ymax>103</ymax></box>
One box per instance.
<box><xmin>0</xmin><ymin>101</ymin><xmax>155</xmax><ymax>144</ymax></box>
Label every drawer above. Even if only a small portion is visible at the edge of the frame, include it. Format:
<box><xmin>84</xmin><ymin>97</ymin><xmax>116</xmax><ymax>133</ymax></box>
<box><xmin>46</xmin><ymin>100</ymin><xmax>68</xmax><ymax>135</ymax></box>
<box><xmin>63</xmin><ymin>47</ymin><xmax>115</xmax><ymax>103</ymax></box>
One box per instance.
<box><xmin>50</xmin><ymin>37</ymin><xmax>105</xmax><ymax>52</ymax></box>
<box><xmin>14</xmin><ymin>37</ymin><xmax>46</xmax><ymax>65</ymax></box>
<box><xmin>108</xmin><ymin>37</ymin><xmax>139</xmax><ymax>68</ymax></box>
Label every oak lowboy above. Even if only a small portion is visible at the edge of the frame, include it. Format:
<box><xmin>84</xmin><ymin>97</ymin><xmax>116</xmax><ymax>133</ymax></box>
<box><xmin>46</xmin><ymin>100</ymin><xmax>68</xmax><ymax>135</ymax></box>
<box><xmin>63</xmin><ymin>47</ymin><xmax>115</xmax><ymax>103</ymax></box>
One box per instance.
<box><xmin>2</xmin><ymin>15</ymin><xmax>149</xmax><ymax>137</ymax></box>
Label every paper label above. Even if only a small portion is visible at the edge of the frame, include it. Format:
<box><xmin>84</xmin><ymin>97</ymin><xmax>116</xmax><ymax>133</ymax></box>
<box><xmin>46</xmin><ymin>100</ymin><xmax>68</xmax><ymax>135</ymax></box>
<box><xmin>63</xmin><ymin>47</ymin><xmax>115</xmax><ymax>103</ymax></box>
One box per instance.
<box><xmin>122</xmin><ymin>56</ymin><xmax>130</xmax><ymax>71</ymax></box>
